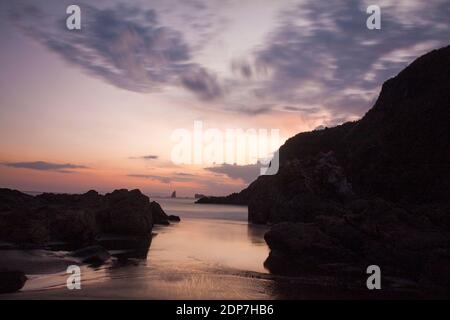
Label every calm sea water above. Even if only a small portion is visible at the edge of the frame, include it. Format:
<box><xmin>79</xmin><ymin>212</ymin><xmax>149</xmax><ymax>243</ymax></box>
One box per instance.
<box><xmin>4</xmin><ymin>198</ymin><xmax>277</xmax><ymax>299</ymax></box>
<box><xmin>150</xmin><ymin>198</ymin><xmax>270</xmax><ymax>274</ymax></box>
<box><xmin>3</xmin><ymin>198</ymin><xmax>412</xmax><ymax>299</ymax></box>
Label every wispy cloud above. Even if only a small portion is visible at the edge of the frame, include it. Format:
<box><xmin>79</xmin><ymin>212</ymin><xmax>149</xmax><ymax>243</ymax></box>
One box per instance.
<box><xmin>129</xmin><ymin>155</ymin><xmax>159</xmax><ymax>160</ymax></box>
<box><xmin>247</xmin><ymin>0</ymin><xmax>450</xmax><ymax>118</ymax></box>
<box><xmin>127</xmin><ymin>170</ymin><xmax>202</xmax><ymax>184</ymax></box>
<box><xmin>9</xmin><ymin>2</ymin><xmax>223</xmax><ymax>100</ymax></box>
<box><xmin>127</xmin><ymin>174</ymin><xmax>171</xmax><ymax>184</ymax></box>
<box><xmin>6</xmin><ymin>0</ymin><xmax>450</xmax><ymax>120</ymax></box>
<box><xmin>204</xmin><ymin>163</ymin><xmax>260</xmax><ymax>184</ymax></box>
<box><xmin>2</xmin><ymin>161</ymin><xmax>88</xmax><ymax>173</ymax></box>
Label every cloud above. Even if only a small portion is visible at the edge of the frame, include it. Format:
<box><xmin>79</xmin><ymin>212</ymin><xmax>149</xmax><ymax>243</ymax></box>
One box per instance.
<box><xmin>127</xmin><ymin>172</ymin><xmax>196</xmax><ymax>183</ymax></box>
<box><xmin>282</xmin><ymin>106</ymin><xmax>321</xmax><ymax>114</ymax></box>
<box><xmin>9</xmin><ymin>2</ymin><xmax>222</xmax><ymax>100</ymax></box>
<box><xmin>2</xmin><ymin>161</ymin><xmax>88</xmax><ymax>173</ymax></box>
<box><xmin>127</xmin><ymin>174</ymin><xmax>171</xmax><ymax>184</ymax></box>
<box><xmin>175</xmin><ymin>172</ymin><xmax>195</xmax><ymax>177</ymax></box>
<box><xmin>8</xmin><ymin>0</ymin><xmax>450</xmax><ymax>121</ymax></box>
<box><xmin>234</xmin><ymin>104</ymin><xmax>275</xmax><ymax>115</ymax></box>
<box><xmin>231</xmin><ymin>59</ymin><xmax>253</xmax><ymax>79</ymax></box>
<box><xmin>129</xmin><ymin>155</ymin><xmax>159</xmax><ymax>160</ymax></box>
<box><xmin>246</xmin><ymin>0</ymin><xmax>450</xmax><ymax>119</ymax></box>
<box><xmin>180</xmin><ymin>67</ymin><xmax>223</xmax><ymax>100</ymax></box>
<box><xmin>204</xmin><ymin>163</ymin><xmax>260</xmax><ymax>183</ymax></box>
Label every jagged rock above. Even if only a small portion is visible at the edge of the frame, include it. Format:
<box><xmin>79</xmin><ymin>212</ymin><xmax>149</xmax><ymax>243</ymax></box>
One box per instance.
<box><xmin>98</xmin><ymin>189</ymin><xmax>153</xmax><ymax>236</ymax></box>
<box><xmin>195</xmin><ymin>192</ymin><xmax>249</xmax><ymax>205</ymax></box>
<box><xmin>0</xmin><ymin>188</ymin><xmax>167</xmax><ymax>253</ymax></box>
<box><xmin>47</xmin><ymin>207</ymin><xmax>98</xmax><ymax>249</ymax></box>
<box><xmin>264</xmin><ymin>222</ymin><xmax>355</xmax><ymax>275</ymax></box>
<box><xmin>150</xmin><ymin>201</ymin><xmax>170</xmax><ymax>225</ymax></box>
<box><xmin>0</xmin><ymin>207</ymin><xmax>49</xmax><ymax>244</ymax></box>
<box><xmin>206</xmin><ymin>45</ymin><xmax>450</xmax><ymax>291</ymax></box>
<box><xmin>198</xmin><ymin>45</ymin><xmax>450</xmax><ymax>216</ymax></box>
<box><xmin>0</xmin><ymin>188</ymin><xmax>36</xmax><ymax>210</ymax></box>
<box><xmin>150</xmin><ymin>201</ymin><xmax>180</xmax><ymax>225</ymax></box>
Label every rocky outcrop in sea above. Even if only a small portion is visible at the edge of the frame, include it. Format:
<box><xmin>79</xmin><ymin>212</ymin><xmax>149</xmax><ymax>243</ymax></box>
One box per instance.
<box><xmin>0</xmin><ymin>188</ymin><xmax>180</xmax><ymax>293</ymax></box>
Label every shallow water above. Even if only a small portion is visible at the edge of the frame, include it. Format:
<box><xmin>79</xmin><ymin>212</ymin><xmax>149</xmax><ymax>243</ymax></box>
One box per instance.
<box><xmin>150</xmin><ymin>198</ymin><xmax>269</xmax><ymax>274</ymax></box>
<box><xmin>3</xmin><ymin>198</ymin><xmax>277</xmax><ymax>299</ymax></box>
<box><xmin>2</xmin><ymin>198</ymin><xmax>422</xmax><ymax>299</ymax></box>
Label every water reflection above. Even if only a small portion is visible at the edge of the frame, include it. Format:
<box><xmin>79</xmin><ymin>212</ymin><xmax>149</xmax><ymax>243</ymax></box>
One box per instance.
<box><xmin>7</xmin><ymin>199</ymin><xmax>277</xmax><ymax>299</ymax></box>
<box><xmin>149</xmin><ymin>218</ymin><xmax>269</xmax><ymax>274</ymax></box>
<box><xmin>247</xmin><ymin>224</ymin><xmax>268</xmax><ymax>245</ymax></box>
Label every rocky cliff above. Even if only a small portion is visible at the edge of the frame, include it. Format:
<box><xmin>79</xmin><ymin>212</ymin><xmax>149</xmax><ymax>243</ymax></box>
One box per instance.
<box><xmin>199</xmin><ymin>45</ymin><xmax>450</xmax><ymax>292</ymax></box>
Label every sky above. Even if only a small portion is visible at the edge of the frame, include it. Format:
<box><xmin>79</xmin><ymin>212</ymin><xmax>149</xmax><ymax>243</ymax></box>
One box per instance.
<box><xmin>0</xmin><ymin>0</ymin><xmax>449</xmax><ymax>196</ymax></box>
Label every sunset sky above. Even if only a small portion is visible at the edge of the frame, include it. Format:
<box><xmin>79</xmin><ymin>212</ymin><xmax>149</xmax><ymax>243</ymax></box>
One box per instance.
<box><xmin>1</xmin><ymin>0</ymin><xmax>449</xmax><ymax>196</ymax></box>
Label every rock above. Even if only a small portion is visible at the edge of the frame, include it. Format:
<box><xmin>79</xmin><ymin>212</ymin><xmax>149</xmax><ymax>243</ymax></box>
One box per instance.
<box><xmin>36</xmin><ymin>190</ymin><xmax>103</xmax><ymax>209</ymax></box>
<box><xmin>201</xmin><ymin>151</ymin><xmax>353</xmax><ymax>224</ymax></box>
<box><xmin>168</xmin><ymin>215</ymin><xmax>181</xmax><ymax>222</ymax></box>
<box><xmin>96</xmin><ymin>234</ymin><xmax>152</xmax><ymax>259</ymax></box>
<box><xmin>0</xmin><ymin>271</ymin><xmax>27</xmax><ymax>294</ymax></box>
<box><xmin>420</xmin><ymin>249</ymin><xmax>450</xmax><ymax>288</ymax></box>
<box><xmin>71</xmin><ymin>245</ymin><xmax>111</xmax><ymax>265</ymax></box>
<box><xmin>98</xmin><ymin>189</ymin><xmax>153</xmax><ymax>236</ymax></box>
<box><xmin>0</xmin><ymin>207</ymin><xmax>49</xmax><ymax>244</ymax></box>
<box><xmin>195</xmin><ymin>192</ymin><xmax>250</xmax><ymax>205</ymax></box>
<box><xmin>150</xmin><ymin>201</ymin><xmax>180</xmax><ymax>225</ymax></box>
<box><xmin>264</xmin><ymin>222</ymin><xmax>355</xmax><ymax>275</ymax></box>
<box><xmin>0</xmin><ymin>188</ymin><xmax>164</xmax><ymax>253</ymax></box>
<box><xmin>315</xmin><ymin>215</ymin><xmax>365</xmax><ymax>253</ymax></box>
<box><xmin>188</xmin><ymin>45</ymin><xmax>450</xmax><ymax>291</ymax></box>
<box><xmin>47</xmin><ymin>207</ymin><xmax>98</xmax><ymax>249</ymax></box>
<box><xmin>150</xmin><ymin>201</ymin><xmax>170</xmax><ymax>225</ymax></box>
<box><xmin>0</xmin><ymin>188</ymin><xmax>36</xmax><ymax>210</ymax></box>
<box><xmin>199</xmin><ymin>45</ymin><xmax>450</xmax><ymax>218</ymax></box>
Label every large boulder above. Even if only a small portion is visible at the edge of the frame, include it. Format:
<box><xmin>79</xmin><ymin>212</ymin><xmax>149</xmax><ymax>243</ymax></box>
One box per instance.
<box><xmin>0</xmin><ymin>188</ymin><xmax>164</xmax><ymax>250</ymax></box>
<box><xmin>97</xmin><ymin>189</ymin><xmax>153</xmax><ymax>237</ymax></box>
<box><xmin>150</xmin><ymin>201</ymin><xmax>170</xmax><ymax>225</ymax></box>
<box><xmin>150</xmin><ymin>201</ymin><xmax>180</xmax><ymax>225</ymax></box>
<box><xmin>0</xmin><ymin>207</ymin><xmax>49</xmax><ymax>245</ymax></box>
<box><xmin>264</xmin><ymin>222</ymin><xmax>355</xmax><ymax>275</ymax></box>
<box><xmin>262</xmin><ymin>200</ymin><xmax>450</xmax><ymax>290</ymax></box>
<box><xmin>248</xmin><ymin>151</ymin><xmax>352</xmax><ymax>224</ymax></box>
<box><xmin>47</xmin><ymin>207</ymin><xmax>98</xmax><ymax>249</ymax></box>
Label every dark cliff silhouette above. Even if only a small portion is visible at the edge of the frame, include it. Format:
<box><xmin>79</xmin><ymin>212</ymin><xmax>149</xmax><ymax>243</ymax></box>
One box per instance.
<box><xmin>198</xmin><ymin>45</ymin><xmax>450</xmax><ymax>293</ymax></box>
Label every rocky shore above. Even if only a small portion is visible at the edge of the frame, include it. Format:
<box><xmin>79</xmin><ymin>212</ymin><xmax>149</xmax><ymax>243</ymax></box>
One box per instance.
<box><xmin>197</xmin><ymin>45</ymin><xmax>450</xmax><ymax>293</ymax></box>
<box><xmin>0</xmin><ymin>188</ymin><xmax>179</xmax><ymax>293</ymax></box>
